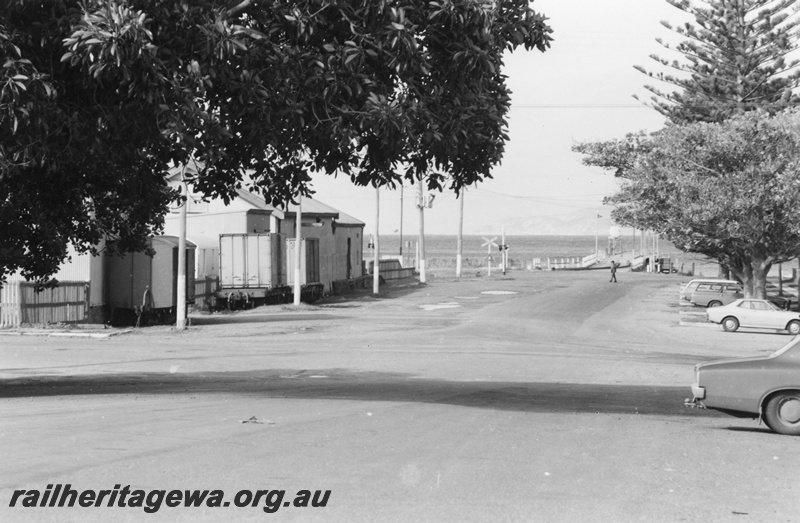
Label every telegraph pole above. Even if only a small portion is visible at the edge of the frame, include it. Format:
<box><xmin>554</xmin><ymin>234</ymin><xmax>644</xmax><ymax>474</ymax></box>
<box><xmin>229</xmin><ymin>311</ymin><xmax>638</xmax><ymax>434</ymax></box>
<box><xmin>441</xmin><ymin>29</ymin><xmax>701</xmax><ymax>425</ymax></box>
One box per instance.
<box><xmin>595</xmin><ymin>210</ymin><xmax>600</xmax><ymax>259</ymax></box>
<box><xmin>373</xmin><ymin>186</ymin><xmax>380</xmax><ymax>294</ymax></box>
<box><xmin>293</xmin><ymin>196</ymin><xmax>302</xmax><ymax>306</ymax></box>
<box><xmin>501</xmin><ymin>225</ymin><xmax>506</xmax><ymax>275</ymax></box>
<box><xmin>456</xmin><ymin>191</ymin><xmax>464</xmax><ymax>277</ymax></box>
<box><xmin>399</xmin><ymin>184</ymin><xmax>403</xmax><ymax>260</ymax></box>
<box><xmin>176</xmin><ymin>175</ymin><xmax>187</xmax><ymax>330</ymax></box>
<box><xmin>417</xmin><ymin>181</ymin><xmax>427</xmax><ymax>284</ymax></box>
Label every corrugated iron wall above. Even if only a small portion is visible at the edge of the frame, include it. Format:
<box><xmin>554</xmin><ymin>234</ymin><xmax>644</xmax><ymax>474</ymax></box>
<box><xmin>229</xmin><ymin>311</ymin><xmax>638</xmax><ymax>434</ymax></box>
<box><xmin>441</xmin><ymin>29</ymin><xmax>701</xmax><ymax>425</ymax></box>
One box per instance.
<box><xmin>51</xmin><ymin>250</ymin><xmax>92</xmax><ymax>281</ymax></box>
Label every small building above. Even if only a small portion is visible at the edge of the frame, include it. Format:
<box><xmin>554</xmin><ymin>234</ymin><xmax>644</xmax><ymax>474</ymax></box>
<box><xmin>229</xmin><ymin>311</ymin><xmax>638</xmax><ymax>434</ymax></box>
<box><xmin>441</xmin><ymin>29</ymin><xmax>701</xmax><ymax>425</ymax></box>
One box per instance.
<box><xmin>162</xmin><ymin>186</ymin><xmax>285</xmax><ymax>280</ymax></box>
<box><xmin>161</xmin><ymin>181</ymin><xmax>366</xmax><ymax>295</ymax></box>
<box><xmin>282</xmin><ymin>199</ymin><xmax>365</xmax><ymax>290</ymax></box>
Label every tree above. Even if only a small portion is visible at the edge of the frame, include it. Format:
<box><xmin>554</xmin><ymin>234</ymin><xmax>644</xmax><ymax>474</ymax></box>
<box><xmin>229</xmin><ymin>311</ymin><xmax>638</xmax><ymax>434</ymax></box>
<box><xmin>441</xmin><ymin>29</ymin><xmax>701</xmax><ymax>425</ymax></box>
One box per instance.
<box><xmin>0</xmin><ymin>0</ymin><xmax>552</xmax><ymax>283</ymax></box>
<box><xmin>574</xmin><ymin>110</ymin><xmax>800</xmax><ymax>298</ymax></box>
<box><xmin>634</xmin><ymin>0</ymin><xmax>800</xmax><ymax>124</ymax></box>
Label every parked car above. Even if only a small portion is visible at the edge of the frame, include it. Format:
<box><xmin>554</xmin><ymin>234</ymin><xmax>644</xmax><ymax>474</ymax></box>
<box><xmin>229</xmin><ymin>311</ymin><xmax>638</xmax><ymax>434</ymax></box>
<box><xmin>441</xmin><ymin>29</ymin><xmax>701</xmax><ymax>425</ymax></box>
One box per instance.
<box><xmin>679</xmin><ymin>278</ymin><xmax>738</xmax><ymax>303</ymax></box>
<box><xmin>690</xmin><ymin>282</ymin><xmax>743</xmax><ymax>307</ymax></box>
<box><xmin>686</xmin><ymin>336</ymin><xmax>800</xmax><ymax>435</ymax></box>
<box><xmin>769</xmin><ymin>296</ymin><xmax>793</xmax><ymax>311</ymax></box>
<box><xmin>706</xmin><ymin>299</ymin><xmax>800</xmax><ymax>334</ymax></box>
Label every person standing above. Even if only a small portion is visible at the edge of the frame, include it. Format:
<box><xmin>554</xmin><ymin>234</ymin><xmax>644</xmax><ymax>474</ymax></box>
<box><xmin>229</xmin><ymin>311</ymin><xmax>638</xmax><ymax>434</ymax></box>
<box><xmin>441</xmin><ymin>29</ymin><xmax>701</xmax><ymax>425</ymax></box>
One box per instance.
<box><xmin>610</xmin><ymin>261</ymin><xmax>618</xmax><ymax>283</ymax></box>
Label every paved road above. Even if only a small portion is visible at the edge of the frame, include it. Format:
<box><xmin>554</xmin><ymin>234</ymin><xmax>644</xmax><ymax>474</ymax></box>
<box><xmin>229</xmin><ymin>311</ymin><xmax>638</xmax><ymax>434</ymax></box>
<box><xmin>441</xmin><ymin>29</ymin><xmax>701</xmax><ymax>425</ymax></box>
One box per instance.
<box><xmin>1</xmin><ymin>270</ymin><xmax>799</xmax><ymax>522</ymax></box>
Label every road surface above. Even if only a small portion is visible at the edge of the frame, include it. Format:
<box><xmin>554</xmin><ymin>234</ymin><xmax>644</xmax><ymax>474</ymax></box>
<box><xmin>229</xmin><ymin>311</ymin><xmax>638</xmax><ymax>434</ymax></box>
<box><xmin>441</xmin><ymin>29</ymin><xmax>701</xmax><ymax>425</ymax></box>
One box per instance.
<box><xmin>1</xmin><ymin>270</ymin><xmax>798</xmax><ymax>522</ymax></box>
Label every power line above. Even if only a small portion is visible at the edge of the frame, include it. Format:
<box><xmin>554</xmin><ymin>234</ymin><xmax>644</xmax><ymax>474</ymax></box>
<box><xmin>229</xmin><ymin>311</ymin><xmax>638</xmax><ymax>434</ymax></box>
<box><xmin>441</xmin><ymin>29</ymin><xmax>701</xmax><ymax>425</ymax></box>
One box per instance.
<box><xmin>512</xmin><ymin>101</ymin><xmax>800</xmax><ymax>109</ymax></box>
<box><xmin>512</xmin><ymin>104</ymin><xmax>648</xmax><ymax>109</ymax></box>
<box><xmin>472</xmin><ymin>188</ymin><xmax>611</xmax><ymax>209</ymax></box>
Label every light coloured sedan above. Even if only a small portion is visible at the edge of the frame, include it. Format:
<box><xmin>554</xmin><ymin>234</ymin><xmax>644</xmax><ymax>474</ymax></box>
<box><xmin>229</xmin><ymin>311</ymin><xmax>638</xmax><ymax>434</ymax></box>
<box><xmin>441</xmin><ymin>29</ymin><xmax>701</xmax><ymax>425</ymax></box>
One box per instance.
<box><xmin>706</xmin><ymin>299</ymin><xmax>800</xmax><ymax>334</ymax></box>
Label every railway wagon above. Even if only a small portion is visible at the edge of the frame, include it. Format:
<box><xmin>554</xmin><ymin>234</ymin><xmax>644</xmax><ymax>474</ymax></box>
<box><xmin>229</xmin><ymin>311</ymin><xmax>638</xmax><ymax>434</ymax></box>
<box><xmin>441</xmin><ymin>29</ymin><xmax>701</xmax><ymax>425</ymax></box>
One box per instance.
<box><xmin>107</xmin><ymin>236</ymin><xmax>196</xmax><ymax>326</ymax></box>
<box><xmin>216</xmin><ymin>233</ymin><xmax>289</xmax><ymax>308</ymax></box>
<box><xmin>216</xmin><ymin>234</ymin><xmax>324</xmax><ymax>308</ymax></box>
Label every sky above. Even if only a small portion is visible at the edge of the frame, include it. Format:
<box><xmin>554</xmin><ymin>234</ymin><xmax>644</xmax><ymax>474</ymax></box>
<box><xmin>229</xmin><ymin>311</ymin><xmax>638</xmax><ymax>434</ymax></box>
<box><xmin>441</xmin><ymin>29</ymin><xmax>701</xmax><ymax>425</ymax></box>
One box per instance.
<box><xmin>305</xmin><ymin>1</ymin><xmax>688</xmax><ymax>236</ymax></box>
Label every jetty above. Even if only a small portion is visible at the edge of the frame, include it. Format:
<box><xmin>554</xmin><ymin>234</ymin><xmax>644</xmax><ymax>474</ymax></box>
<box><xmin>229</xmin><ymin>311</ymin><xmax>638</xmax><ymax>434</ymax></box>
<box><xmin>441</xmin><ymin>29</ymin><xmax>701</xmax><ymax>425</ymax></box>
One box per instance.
<box><xmin>538</xmin><ymin>252</ymin><xmax>660</xmax><ymax>272</ymax></box>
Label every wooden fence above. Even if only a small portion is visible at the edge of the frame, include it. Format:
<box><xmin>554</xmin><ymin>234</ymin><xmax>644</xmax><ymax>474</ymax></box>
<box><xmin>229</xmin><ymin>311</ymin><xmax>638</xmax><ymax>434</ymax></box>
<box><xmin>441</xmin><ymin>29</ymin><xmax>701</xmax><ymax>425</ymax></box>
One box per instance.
<box><xmin>0</xmin><ymin>281</ymin><xmax>89</xmax><ymax>327</ymax></box>
<box><xmin>194</xmin><ymin>276</ymin><xmax>220</xmax><ymax>310</ymax></box>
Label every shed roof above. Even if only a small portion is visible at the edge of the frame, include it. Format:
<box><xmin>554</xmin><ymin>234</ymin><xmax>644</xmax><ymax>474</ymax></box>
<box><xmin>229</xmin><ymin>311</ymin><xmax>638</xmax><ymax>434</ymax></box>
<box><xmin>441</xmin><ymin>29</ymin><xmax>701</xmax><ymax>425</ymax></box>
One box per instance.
<box><xmin>165</xmin><ymin>162</ymin><xmax>284</xmax><ymax>219</ymax></box>
<box><xmin>335</xmin><ymin>209</ymin><xmax>365</xmax><ymax>226</ymax></box>
<box><xmin>284</xmin><ymin>198</ymin><xmax>339</xmax><ymax>218</ymax></box>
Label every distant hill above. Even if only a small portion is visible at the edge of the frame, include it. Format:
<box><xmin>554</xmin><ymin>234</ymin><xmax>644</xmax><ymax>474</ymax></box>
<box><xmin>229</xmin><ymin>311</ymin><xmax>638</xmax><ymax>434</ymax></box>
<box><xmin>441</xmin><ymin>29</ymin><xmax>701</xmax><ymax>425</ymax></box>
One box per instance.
<box><xmin>473</xmin><ymin>208</ymin><xmax>622</xmax><ymax>236</ymax></box>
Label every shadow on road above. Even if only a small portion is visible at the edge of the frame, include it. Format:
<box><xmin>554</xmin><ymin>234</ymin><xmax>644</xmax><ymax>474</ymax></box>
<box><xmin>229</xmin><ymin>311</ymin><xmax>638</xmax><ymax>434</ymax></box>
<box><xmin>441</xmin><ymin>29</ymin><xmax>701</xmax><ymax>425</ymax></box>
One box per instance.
<box><xmin>189</xmin><ymin>313</ymin><xmax>348</xmax><ymax>325</ymax></box>
<box><xmin>0</xmin><ymin>369</ymin><xmax>721</xmax><ymax>418</ymax></box>
<box><xmin>722</xmin><ymin>426</ymin><xmax>776</xmax><ymax>435</ymax></box>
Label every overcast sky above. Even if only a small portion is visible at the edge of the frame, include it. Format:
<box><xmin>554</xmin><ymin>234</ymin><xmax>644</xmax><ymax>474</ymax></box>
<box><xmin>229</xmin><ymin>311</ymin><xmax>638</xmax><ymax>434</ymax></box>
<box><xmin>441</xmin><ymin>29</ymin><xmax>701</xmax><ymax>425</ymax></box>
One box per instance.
<box><xmin>307</xmin><ymin>1</ymin><xmax>688</xmax><ymax>235</ymax></box>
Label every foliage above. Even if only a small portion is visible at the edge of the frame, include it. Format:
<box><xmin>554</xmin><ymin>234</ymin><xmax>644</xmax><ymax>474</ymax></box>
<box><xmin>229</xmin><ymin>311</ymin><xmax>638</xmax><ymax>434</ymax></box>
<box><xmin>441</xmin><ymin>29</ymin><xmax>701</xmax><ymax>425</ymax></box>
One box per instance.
<box><xmin>635</xmin><ymin>0</ymin><xmax>800</xmax><ymax>123</ymax></box>
<box><xmin>0</xmin><ymin>0</ymin><xmax>552</xmax><ymax>282</ymax></box>
<box><xmin>574</xmin><ymin>110</ymin><xmax>800</xmax><ymax>297</ymax></box>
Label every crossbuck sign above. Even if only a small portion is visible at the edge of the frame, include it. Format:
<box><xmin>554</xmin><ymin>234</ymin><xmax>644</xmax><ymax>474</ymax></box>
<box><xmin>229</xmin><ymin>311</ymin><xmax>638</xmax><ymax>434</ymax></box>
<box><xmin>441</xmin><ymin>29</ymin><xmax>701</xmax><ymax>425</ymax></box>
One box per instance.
<box><xmin>481</xmin><ymin>237</ymin><xmax>498</xmax><ymax>276</ymax></box>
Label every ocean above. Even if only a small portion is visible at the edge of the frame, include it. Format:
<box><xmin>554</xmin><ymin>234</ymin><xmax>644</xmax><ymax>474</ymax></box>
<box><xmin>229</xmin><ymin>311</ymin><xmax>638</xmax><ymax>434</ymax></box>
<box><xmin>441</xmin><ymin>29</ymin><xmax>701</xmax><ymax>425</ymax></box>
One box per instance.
<box><xmin>367</xmin><ymin>234</ymin><xmax>707</xmax><ymax>270</ymax></box>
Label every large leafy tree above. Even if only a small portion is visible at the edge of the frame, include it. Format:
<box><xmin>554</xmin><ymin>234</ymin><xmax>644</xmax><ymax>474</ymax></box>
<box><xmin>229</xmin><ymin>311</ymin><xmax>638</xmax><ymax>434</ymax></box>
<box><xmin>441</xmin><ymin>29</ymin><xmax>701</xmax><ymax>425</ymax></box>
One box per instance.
<box><xmin>1</xmin><ymin>0</ymin><xmax>552</xmax><ymax>282</ymax></box>
<box><xmin>578</xmin><ymin>0</ymin><xmax>800</xmax><ymax>292</ymax></box>
<box><xmin>634</xmin><ymin>0</ymin><xmax>800</xmax><ymax>123</ymax></box>
<box><xmin>575</xmin><ymin>110</ymin><xmax>800</xmax><ymax>298</ymax></box>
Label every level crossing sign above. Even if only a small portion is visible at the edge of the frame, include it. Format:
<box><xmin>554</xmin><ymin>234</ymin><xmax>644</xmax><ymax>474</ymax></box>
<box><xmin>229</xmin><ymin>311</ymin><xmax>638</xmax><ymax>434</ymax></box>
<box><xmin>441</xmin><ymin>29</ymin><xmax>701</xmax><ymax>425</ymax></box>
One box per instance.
<box><xmin>481</xmin><ymin>236</ymin><xmax>498</xmax><ymax>276</ymax></box>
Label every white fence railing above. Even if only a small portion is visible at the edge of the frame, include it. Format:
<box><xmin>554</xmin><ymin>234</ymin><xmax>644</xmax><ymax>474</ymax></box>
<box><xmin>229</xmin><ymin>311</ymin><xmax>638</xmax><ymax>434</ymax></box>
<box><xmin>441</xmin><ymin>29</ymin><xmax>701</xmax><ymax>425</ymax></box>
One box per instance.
<box><xmin>531</xmin><ymin>255</ymin><xmax>604</xmax><ymax>270</ymax></box>
<box><xmin>0</xmin><ymin>281</ymin><xmax>23</xmax><ymax>328</ymax></box>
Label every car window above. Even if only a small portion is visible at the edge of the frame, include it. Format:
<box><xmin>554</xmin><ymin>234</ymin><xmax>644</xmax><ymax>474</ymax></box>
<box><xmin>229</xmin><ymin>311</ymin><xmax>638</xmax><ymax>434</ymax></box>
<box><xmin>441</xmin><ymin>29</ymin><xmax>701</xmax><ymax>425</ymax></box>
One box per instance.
<box><xmin>710</xmin><ymin>284</ymin><xmax>723</xmax><ymax>291</ymax></box>
<box><xmin>737</xmin><ymin>301</ymin><xmax>752</xmax><ymax>309</ymax></box>
<box><xmin>695</xmin><ymin>284</ymin><xmax>711</xmax><ymax>292</ymax></box>
<box><xmin>752</xmin><ymin>301</ymin><xmax>771</xmax><ymax>311</ymax></box>
<box><xmin>722</xmin><ymin>286</ymin><xmax>740</xmax><ymax>294</ymax></box>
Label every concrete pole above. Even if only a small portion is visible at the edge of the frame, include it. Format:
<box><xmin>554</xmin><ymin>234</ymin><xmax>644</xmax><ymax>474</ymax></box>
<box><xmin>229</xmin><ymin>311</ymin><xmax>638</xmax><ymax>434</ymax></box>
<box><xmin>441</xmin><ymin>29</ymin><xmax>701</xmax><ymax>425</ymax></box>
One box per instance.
<box><xmin>456</xmin><ymin>192</ymin><xmax>464</xmax><ymax>277</ymax></box>
<box><xmin>373</xmin><ymin>186</ymin><xmax>380</xmax><ymax>294</ymax></box>
<box><xmin>502</xmin><ymin>224</ymin><xmax>506</xmax><ymax>275</ymax></box>
<box><xmin>399</xmin><ymin>184</ymin><xmax>403</xmax><ymax>261</ymax></box>
<box><xmin>418</xmin><ymin>182</ymin><xmax>426</xmax><ymax>284</ymax></box>
<box><xmin>293</xmin><ymin>196</ymin><xmax>302</xmax><ymax>306</ymax></box>
<box><xmin>487</xmin><ymin>242</ymin><xmax>492</xmax><ymax>277</ymax></box>
<box><xmin>595</xmin><ymin>211</ymin><xmax>599</xmax><ymax>259</ymax></box>
<box><xmin>176</xmin><ymin>177</ymin><xmax>187</xmax><ymax>330</ymax></box>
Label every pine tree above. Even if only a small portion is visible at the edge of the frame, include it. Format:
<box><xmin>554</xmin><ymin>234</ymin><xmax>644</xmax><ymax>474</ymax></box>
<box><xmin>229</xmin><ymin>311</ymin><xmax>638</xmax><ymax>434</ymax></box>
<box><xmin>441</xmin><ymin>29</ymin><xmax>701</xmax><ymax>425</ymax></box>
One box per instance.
<box><xmin>634</xmin><ymin>0</ymin><xmax>800</xmax><ymax>123</ymax></box>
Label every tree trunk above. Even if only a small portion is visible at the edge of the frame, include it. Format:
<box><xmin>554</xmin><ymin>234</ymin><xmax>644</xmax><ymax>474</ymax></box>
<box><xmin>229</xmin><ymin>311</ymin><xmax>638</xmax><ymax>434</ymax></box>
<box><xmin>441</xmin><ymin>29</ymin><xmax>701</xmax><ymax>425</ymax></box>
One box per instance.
<box><xmin>718</xmin><ymin>262</ymin><xmax>730</xmax><ymax>279</ymax></box>
<box><xmin>731</xmin><ymin>261</ymin><xmax>754</xmax><ymax>298</ymax></box>
<box><xmin>751</xmin><ymin>258</ymin><xmax>772</xmax><ymax>299</ymax></box>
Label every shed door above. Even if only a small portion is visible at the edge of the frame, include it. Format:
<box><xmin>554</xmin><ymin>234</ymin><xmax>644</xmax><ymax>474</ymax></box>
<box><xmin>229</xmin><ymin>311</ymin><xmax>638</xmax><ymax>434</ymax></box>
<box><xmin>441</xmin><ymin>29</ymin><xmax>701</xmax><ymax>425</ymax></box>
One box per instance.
<box><xmin>346</xmin><ymin>238</ymin><xmax>352</xmax><ymax>279</ymax></box>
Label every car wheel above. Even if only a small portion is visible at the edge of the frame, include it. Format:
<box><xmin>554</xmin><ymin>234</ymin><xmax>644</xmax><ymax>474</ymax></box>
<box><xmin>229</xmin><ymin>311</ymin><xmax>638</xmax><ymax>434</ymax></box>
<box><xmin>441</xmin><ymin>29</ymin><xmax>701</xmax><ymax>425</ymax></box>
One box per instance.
<box><xmin>787</xmin><ymin>320</ymin><xmax>800</xmax><ymax>335</ymax></box>
<box><xmin>722</xmin><ymin>317</ymin><xmax>739</xmax><ymax>332</ymax></box>
<box><xmin>708</xmin><ymin>300</ymin><xmax>722</xmax><ymax>308</ymax></box>
<box><xmin>763</xmin><ymin>392</ymin><xmax>800</xmax><ymax>436</ymax></box>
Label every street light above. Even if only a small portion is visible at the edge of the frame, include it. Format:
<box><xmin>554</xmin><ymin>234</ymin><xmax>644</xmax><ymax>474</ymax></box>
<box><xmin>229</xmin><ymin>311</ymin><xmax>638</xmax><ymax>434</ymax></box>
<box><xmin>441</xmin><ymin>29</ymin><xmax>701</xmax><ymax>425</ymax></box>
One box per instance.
<box><xmin>595</xmin><ymin>211</ymin><xmax>601</xmax><ymax>259</ymax></box>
